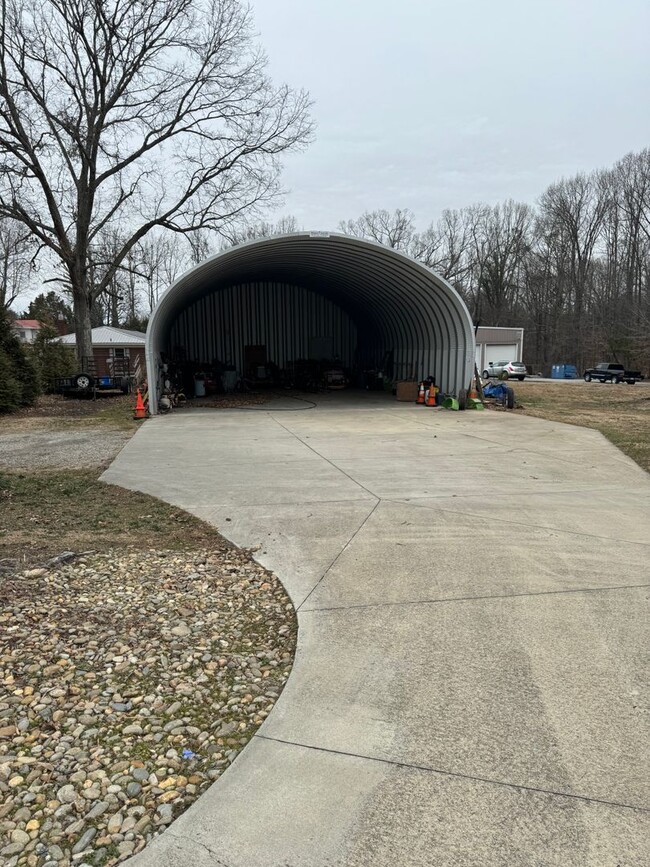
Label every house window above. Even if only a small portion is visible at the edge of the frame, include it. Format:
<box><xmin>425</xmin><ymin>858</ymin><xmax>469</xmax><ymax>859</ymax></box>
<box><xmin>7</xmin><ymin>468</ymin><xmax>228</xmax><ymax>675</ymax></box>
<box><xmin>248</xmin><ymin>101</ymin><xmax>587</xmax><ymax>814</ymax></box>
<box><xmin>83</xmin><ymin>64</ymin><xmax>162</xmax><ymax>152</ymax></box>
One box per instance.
<box><xmin>112</xmin><ymin>347</ymin><xmax>129</xmax><ymax>358</ymax></box>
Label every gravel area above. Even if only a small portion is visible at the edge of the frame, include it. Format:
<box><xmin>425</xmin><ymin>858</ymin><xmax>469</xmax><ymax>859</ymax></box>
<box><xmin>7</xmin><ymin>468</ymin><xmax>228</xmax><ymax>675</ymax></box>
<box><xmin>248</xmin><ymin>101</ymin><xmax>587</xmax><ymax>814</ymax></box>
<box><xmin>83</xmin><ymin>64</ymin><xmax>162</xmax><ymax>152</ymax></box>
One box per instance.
<box><xmin>0</xmin><ymin>431</ymin><xmax>131</xmax><ymax>471</ymax></box>
<box><xmin>0</xmin><ymin>547</ymin><xmax>296</xmax><ymax>866</ymax></box>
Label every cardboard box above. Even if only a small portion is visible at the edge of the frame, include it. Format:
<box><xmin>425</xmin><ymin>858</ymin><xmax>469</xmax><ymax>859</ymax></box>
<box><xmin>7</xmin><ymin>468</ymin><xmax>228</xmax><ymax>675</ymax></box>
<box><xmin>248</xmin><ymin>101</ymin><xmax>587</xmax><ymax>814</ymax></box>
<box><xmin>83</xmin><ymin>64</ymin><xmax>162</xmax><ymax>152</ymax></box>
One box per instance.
<box><xmin>396</xmin><ymin>380</ymin><xmax>419</xmax><ymax>401</ymax></box>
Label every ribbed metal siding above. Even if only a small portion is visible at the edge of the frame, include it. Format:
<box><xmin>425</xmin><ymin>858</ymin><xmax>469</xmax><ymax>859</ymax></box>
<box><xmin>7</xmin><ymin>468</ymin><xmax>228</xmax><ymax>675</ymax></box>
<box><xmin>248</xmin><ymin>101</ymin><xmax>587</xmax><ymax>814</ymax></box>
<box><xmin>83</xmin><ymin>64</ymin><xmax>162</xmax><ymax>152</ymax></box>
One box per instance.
<box><xmin>147</xmin><ymin>233</ymin><xmax>475</xmax><ymax>412</ymax></box>
<box><xmin>169</xmin><ymin>282</ymin><xmax>359</xmax><ymax>370</ymax></box>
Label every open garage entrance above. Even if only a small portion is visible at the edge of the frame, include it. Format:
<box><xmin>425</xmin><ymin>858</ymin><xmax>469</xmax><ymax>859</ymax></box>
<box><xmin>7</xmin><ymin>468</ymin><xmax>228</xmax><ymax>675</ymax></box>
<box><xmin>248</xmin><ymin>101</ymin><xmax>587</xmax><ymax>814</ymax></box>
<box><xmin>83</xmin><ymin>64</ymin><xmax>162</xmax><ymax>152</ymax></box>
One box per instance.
<box><xmin>145</xmin><ymin>233</ymin><xmax>475</xmax><ymax>413</ymax></box>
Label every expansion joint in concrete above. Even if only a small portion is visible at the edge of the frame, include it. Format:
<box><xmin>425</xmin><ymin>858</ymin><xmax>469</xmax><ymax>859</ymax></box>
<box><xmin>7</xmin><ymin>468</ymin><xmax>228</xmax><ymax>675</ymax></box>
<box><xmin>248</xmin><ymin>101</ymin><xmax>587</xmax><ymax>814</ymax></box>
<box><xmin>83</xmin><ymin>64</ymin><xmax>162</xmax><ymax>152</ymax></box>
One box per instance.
<box><xmin>270</xmin><ymin>415</ymin><xmax>381</xmax><ymax>502</ymax></box>
<box><xmin>300</xmin><ymin>582</ymin><xmax>650</xmax><ymax>614</ymax></box>
<box><xmin>254</xmin><ymin>734</ymin><xmax>650</xmax><ymax>814</ymax></box>
<box><xmin>297</xmin><ymin>500</ymin><xmax>380</xmax><ymax>611</ymax></box>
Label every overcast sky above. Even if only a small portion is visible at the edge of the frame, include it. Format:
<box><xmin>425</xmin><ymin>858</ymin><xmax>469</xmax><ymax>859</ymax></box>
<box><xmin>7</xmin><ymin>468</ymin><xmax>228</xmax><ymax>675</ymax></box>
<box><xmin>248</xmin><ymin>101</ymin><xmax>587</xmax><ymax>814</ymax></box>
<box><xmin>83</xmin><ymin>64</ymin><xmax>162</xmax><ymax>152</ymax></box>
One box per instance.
<box><xmin>251</xmin><ymin>0</ymin><xmax>650</xmax><ymax>230</ymax></box>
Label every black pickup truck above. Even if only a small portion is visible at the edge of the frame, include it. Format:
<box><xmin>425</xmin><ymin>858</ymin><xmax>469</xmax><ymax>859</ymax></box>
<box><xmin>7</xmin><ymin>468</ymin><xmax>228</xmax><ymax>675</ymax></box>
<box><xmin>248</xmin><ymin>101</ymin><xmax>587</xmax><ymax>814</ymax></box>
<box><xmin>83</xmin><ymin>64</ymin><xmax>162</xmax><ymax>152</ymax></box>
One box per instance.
<box><xmin>583</xmin><ymin>363</ymin><xmax>644</xmax><ymax>384</ymax></box>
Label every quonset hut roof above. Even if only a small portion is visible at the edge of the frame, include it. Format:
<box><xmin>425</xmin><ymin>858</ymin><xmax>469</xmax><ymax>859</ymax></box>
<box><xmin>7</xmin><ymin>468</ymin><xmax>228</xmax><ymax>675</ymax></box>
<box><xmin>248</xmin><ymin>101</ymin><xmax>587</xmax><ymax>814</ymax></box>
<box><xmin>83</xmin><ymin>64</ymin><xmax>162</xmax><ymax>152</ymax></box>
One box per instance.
<box><xmin>146</xmin><ymin>232</ymin><xmax>475</xmax><ymax>411</ymax></box>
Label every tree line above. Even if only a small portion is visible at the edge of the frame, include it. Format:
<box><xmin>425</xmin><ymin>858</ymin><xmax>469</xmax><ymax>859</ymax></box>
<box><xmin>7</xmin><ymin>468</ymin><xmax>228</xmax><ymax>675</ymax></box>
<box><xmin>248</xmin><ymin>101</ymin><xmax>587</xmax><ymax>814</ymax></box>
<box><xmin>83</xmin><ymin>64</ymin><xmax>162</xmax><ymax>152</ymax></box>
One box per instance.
<box><xmin>6</xmin><ymin>147</ymin><xmax>649</xmax><ymax>377</ymax></box>
<box><xmin>339</xmin><ymin>148</ymin><xmax>650</xmax><ymax>373</ymax></box>
<box><xmin>0</xmin><ymin>2</ymin><xmax>646</xmax><ymax>375</ymax></box>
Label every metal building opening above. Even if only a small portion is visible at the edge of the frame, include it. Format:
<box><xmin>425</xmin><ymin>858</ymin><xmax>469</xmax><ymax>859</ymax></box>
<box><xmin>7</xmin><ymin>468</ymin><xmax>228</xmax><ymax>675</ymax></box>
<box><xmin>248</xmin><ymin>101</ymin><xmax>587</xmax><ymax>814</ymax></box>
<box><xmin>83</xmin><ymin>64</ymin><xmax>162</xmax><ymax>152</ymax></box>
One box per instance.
<box><xmin>146</xmin><ymin>233</ymin><xmax>475</xmax><ymax>413</ymax></box>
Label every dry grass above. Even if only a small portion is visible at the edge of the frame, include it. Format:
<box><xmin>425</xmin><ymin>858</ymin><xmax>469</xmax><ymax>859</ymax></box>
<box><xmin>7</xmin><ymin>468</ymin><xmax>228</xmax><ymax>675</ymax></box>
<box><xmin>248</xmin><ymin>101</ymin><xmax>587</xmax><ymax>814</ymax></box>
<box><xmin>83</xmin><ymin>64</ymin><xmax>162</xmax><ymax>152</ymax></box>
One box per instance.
<box><xmin>514</xmin><ymin>380</ymin><xmax>650</xmax><ymax>473</ymax></box>
<box><xmin>0</xmin><ymin>468</ymin><xmax>224</xmax><ymax>570</ymax></box>
<box><xmin>0</xmin><ymin>394</ymin><xmax>223</xmax><ymax>571</ymax></box>
<box><xmin>0</xmin><ymin>393</ymin><xmax>139</xmax><ymax>432</ymax></box>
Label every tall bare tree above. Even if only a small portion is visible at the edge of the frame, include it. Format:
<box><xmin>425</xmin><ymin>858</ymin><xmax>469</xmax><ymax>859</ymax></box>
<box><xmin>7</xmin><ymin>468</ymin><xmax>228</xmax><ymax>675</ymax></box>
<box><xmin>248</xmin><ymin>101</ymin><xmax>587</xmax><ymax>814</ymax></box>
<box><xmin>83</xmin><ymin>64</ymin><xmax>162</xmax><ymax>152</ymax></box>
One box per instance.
<box><xmin>538</xmin><ymin>173</ymin><xmax>608</xmax><ymax>367</ymax></box>
<box><xmin>0</xmin><ymin>0</ymin><xmax>312</xmax><ymax>362</ymax></box>
<box><xmin>465</xmin><ymin>200</ymin><xmax>532</xmax><ymax>324</ymax></box>
<box><xmin>0</xmin><ymin>216</ymin><xmax>33</xmax><ymax>308</ymax></box>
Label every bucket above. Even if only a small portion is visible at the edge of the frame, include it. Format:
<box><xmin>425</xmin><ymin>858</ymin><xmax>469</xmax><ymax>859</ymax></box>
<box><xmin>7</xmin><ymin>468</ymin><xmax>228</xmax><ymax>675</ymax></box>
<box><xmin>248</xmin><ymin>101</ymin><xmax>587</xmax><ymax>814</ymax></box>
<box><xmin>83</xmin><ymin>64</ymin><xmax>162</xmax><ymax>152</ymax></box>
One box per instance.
<box><xmin>442</xmin><ymin>396</ymin><xmax>459</xmax><ymax>411</ymax></box>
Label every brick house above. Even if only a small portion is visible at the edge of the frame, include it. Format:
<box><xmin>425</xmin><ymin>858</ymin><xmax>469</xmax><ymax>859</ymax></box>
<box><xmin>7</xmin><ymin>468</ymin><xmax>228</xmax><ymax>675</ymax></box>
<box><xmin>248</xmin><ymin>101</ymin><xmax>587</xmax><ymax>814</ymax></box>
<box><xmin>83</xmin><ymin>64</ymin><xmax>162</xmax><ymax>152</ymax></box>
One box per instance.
<box><xmin>56</xmin><ymin>326</ymin><xmax>146</xmax><ymax>382</ymax></box>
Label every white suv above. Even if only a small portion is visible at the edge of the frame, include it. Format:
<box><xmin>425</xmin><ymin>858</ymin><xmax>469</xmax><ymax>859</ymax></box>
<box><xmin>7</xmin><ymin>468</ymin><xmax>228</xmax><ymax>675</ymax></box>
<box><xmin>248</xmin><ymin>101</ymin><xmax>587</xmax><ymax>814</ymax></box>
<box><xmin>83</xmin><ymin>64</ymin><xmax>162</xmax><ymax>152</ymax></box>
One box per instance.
<box><xmin>482</xmin><ymin>361</ymin><xmax>526</xmax><ymax>381</ymax></box>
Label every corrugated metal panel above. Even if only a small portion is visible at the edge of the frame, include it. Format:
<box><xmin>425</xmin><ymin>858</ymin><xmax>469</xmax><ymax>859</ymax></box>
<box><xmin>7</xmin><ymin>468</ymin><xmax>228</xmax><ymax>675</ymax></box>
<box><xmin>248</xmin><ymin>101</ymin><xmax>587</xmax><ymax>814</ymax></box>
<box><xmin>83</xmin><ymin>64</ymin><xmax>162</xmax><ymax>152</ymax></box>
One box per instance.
<box><xmin>147</xmin><ymin>233</ymin><xmax>475</xmax><ymax>412</ymax></box>
<box><xmin>169</xmin><ymin>282</ymin><xmax>358</xmax><ymax>370</ymax></box>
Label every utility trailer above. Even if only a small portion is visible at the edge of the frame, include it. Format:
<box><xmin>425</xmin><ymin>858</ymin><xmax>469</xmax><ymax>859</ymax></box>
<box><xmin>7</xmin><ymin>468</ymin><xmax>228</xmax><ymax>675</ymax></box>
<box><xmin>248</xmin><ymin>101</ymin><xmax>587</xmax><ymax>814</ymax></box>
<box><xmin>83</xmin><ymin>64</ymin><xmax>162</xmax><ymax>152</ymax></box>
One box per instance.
<box><xmin>55</xmin><ymin>356</ymin><xmax>132</xmax><ymax>396</ymax></box>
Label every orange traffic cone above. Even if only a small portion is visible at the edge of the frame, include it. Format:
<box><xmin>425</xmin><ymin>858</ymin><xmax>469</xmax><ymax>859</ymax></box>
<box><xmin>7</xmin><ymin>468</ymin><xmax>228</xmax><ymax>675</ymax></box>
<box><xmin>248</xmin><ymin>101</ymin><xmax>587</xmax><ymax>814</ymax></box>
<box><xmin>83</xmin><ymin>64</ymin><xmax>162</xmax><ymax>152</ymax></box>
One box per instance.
<box><xmin>426</xmin><ymin>384</ymin><xmax>437</xmax><ymax>407</ymax></box>
<box><xmin>468</xmin><ymin>381</ymin><xmax>478</xmax><ymax>399</ymax></box>
<box><xmin>133</xmin><ymin>388</ymin><xmax>146</xmax><ymax>420</ymax></box>
<box><xmin>415</xmin><ymin>382</ymin><xmax>425</xmax><ymax>405</ymax></box>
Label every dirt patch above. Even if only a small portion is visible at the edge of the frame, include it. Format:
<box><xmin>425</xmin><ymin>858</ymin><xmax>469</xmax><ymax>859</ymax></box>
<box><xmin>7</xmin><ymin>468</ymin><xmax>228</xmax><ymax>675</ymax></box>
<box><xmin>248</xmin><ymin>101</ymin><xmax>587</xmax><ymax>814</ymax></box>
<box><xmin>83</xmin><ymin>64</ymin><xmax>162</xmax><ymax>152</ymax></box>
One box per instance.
<box><xmin>182</xmin><ymin>392</ymin><xmax>272</xmax><ymax>410</ymax></box>
<box><xmin>514</xmin><ymin>381</ymin><xmax>650</xmax><ymax>472</ymax></box>
<box><xmin>0</xmin><ymin>392</ymin><xmax>282</xmax><ymax>571</ymax></box>
<box><xmin>0</xmin><ymin>393</ymin><xmax>138</xmax><ymax>437</ymax></box>
<box><xmin>0</xmin><ymin>430</ymin><xmax>132</xmax><ymax>471</ymax></box>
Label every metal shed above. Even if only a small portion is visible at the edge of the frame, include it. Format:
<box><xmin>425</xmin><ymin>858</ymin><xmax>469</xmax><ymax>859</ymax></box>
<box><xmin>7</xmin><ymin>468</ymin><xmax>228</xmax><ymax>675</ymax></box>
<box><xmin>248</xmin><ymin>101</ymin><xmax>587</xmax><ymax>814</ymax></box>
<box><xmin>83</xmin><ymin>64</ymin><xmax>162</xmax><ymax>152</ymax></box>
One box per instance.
<box><xmin>145</xmin><ymin>232</ymin><xmax>475</xmax><ymax>413</ymax></box>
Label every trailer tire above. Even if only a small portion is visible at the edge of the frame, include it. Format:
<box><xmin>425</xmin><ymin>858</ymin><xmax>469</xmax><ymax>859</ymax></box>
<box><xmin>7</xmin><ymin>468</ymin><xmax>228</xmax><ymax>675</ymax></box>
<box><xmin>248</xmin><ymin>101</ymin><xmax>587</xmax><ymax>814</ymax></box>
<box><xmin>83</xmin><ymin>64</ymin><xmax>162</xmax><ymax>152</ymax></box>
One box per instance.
<box><xmin>74</xmin><ymin>373</ymin><xmax>94</xmax><ymax>390</ymax></box>
<box><xmin>458</xmin><ymin>388</ymin><xmax>467</xmax><ymax>410</ymax></box>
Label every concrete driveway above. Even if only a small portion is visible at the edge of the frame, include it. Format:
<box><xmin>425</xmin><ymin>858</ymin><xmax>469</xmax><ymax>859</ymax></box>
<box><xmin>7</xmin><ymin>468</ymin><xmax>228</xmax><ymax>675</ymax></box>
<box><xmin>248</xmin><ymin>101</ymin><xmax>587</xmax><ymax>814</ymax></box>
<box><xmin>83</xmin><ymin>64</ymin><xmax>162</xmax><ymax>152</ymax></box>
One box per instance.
<box><xmin>102</xmin><ymin>394</ymin><xmax>650</xmax><ymax>866</ymax></box>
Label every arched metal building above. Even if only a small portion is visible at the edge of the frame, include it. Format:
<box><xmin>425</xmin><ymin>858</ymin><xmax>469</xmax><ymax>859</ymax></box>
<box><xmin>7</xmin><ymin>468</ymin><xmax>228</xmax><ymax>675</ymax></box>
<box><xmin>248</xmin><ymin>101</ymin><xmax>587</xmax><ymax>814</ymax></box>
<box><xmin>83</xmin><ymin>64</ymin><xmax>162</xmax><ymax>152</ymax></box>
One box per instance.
<box><xmin>145</xmin><ymin>232</ymin><xmax>475</xmax><ymax>412</ymax></box>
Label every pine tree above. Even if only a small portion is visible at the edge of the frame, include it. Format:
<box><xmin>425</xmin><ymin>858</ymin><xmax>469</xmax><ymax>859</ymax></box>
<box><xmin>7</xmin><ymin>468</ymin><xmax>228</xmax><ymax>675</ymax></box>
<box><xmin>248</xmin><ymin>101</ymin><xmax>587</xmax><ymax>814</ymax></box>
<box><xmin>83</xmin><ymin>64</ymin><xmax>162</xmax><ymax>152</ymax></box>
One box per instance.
<box><xmin>32</xmin><ymin>325</ymin><xmax>76</xmax><ymax>392</ymax></box>
<box><xmin>0</xmin><ymin>347</ymin><xmax>21</xmax><ymax>413</ymax></box>
<box><xmin>0</xmin><ymin>308</ymin><xmax>41</xmax><ymax>408</ymax></box>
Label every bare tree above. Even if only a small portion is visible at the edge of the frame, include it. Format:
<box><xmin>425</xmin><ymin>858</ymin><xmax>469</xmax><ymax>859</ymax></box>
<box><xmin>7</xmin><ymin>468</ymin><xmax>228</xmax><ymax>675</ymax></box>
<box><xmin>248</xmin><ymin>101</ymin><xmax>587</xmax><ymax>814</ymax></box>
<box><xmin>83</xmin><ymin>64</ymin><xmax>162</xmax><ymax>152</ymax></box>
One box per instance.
<box><xmin>138</xmin><ymin>233</ymin><xmax>190</xmax><ymax>313</ymax></box>
<box><xmin>221</xmin><ymin>214</ymin><xmax>299</xmax><ymax>248</ymax></box>
<box><xmin>0</xmin><ymin>217</ymin><xmax>34</xmax><ymax>308</ymax></box>
<box><xmin>186</xmin><ymin>230</ymin><xmax>215</xmax><ymax>267</ymax></box>
<box><xmin>410</xmin><ymin>209</ymin><xmax>470</xmax><ymax>282</ymax></box>
<box><xmin>538</xmin><ymin>173</ymin><xmax>608</xmax><ymax>367</ymax></box>
<box><xmin>0</xmin><ymin>0</ymin><xmax>312</xmax><ymax>362</ymax></box>
<box><xmin>339</xmin><ymin>209</ymin><xmax>416</xmax><ymax>250</ymax></box>
<box><xmin>465</xmin><ymin>201</ymin><xmax>532</xmax><ymax>324</ymax></box>
<box><xmin>337</xmin><ymin>150</ymin><xmax>650</xmax><ymax>374</ymax></box>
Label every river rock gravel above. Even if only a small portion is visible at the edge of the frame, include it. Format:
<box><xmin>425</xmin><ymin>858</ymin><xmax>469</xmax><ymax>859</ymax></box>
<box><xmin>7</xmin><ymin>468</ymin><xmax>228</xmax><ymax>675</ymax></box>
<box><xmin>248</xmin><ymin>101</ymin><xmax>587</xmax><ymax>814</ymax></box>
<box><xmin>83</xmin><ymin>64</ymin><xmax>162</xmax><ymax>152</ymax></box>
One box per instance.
<box><xmin>0</xmin><ymin>546</ymin><xmax>296</xmax><ymax>866</ymax></box>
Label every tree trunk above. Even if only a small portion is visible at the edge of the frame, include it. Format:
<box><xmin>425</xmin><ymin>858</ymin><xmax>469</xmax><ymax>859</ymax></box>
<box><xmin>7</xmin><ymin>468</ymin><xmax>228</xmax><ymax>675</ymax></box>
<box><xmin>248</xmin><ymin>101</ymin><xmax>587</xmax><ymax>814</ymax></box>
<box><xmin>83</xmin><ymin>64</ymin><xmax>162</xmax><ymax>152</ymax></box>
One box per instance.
<box><xmin>72</xmin><ymin>291</ymin><xmax>94</xmax><ymax>369</ymax></box>
<box><xmin>110</xmin><ymin>288</ymin><xmax>119</xmax><ymax>327</ymax></box>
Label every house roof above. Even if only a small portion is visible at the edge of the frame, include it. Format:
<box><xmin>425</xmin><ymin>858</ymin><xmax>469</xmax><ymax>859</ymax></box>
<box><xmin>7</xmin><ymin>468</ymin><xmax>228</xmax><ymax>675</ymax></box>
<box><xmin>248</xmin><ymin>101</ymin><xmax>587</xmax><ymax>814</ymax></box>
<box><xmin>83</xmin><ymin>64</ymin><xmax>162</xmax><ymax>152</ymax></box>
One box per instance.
<box><xmin>13</xmin><ymin>319</ymin><xmax>42</xmax><ymax>329</ymax></box>
<box><xmin>57</xmin><ymin>325</ymin><xmax>146</xmax><ymax>346</ymax></box>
